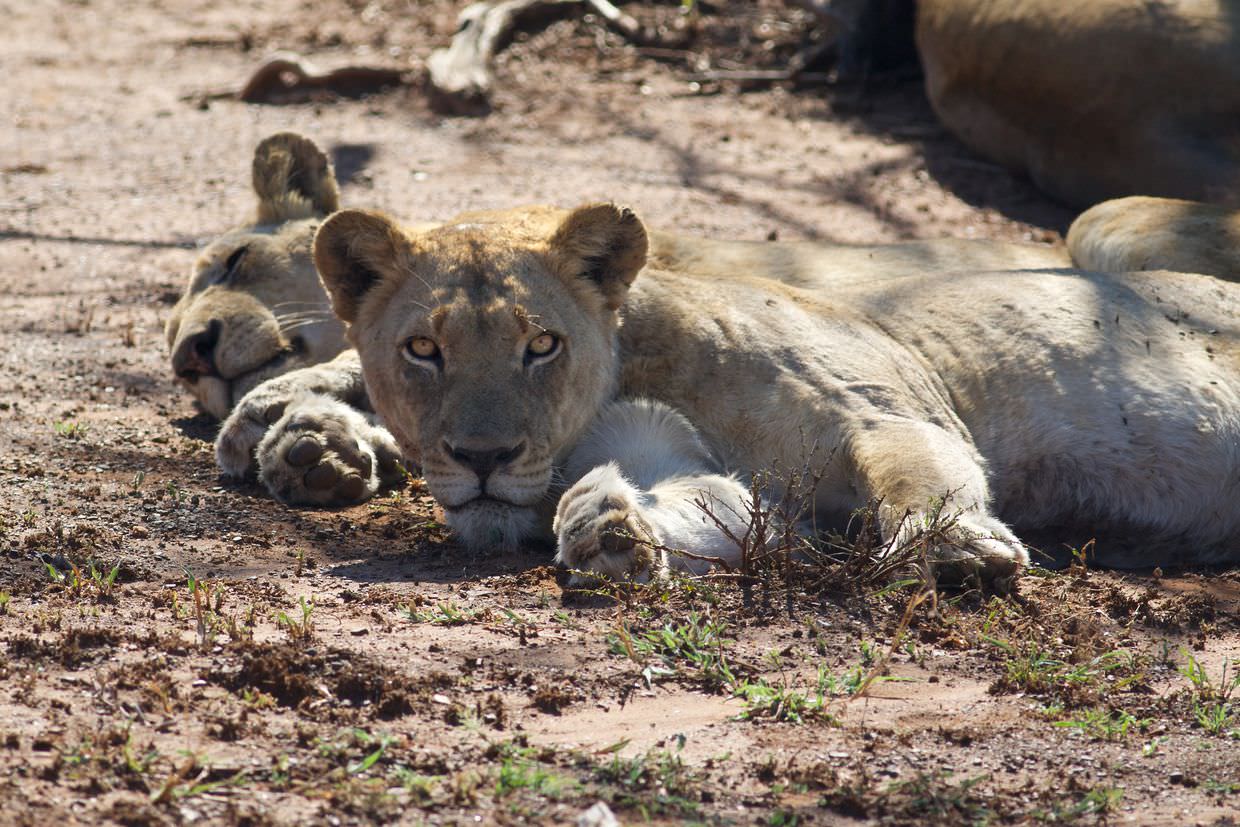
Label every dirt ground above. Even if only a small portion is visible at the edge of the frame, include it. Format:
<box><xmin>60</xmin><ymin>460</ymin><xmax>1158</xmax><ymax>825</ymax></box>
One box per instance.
<box><xmin>2</xmin><ymin>1</ymin><xmax>1238</xmax><ymax>825</ymax></box>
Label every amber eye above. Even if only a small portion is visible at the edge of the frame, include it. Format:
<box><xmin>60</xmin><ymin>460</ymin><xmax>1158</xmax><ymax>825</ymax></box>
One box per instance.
<box><xmin>404</xmin><ymin>337</ymin><xmax>440</xmax><ymax>361</ymax></box>
<box><xmin>527</xmin><ymin>333</ymin><xmax>559</xmax><ymax>359</ymax></box>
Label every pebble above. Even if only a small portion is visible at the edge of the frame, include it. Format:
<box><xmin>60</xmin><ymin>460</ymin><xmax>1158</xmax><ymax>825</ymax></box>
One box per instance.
<box><xmin>576</xmin><ymin>802</ymin><xmax>619</xmax><ymax>827</ymax></box>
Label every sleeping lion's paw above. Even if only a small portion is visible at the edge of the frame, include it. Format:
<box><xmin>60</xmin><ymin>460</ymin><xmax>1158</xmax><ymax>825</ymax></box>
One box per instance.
<box><xmin>905</xmin><ymin>513</ymin><xmax>1027</xmax><ymax>594</ymax></box>
<box><xmin>554</xmin><ymin>463</ymin><xmax>664</xmax><ymax>588</ymax></box>
<box><xmin>254</xmin><ymin>394</ymin><xmax>405</xmax><ymax>507</ymax></box>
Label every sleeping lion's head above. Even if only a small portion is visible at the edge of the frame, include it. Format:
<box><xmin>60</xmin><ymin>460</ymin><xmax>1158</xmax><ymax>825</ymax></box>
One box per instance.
<box><xmin>165</xmin><ymin>133</ymin><xmax>348</xmax><ymax>418</ymax></box>
<box><xmin>314</xmin><ymin>204</ymin><xmax>648</xmax><ymax>549</ymax></box>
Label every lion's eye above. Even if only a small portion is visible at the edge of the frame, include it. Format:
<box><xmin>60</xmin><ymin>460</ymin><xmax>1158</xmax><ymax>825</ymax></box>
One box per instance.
<box><xmin>214</xmin><ymin>246</ymin><xmax>248</xmax><ymax>284</ymax></box>
<box><xmin>404</xmin><ymin>337</ymin><xmax>441</xmax><ymax>362</ymax></box>
<box><xmin>527</xmin><ymin>333</ymin><xmax>559</xmax><ymax>359</ymax></box>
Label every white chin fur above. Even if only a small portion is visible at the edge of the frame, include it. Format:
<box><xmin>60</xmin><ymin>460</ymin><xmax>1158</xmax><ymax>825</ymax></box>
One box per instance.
<box><xmin>444</xmin><ymin>501</ymin><xmax>539</xmax><ymax>551</ymax></box>
<box><xmin>193</xmin><ymin>377</ymin><xmax>232</xmax><ymax>420</ymax></box>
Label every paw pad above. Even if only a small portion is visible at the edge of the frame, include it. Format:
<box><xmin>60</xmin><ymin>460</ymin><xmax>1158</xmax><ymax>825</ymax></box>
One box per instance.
<box><xmin>286</xmin><ymin>435</ymin><xmax>323</xmax><ymax>467</ymax></box>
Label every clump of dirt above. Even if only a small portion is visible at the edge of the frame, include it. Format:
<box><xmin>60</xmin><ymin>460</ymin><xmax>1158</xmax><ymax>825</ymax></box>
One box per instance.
<box><xmin>8</xmin><ymin>626</ymin><xmax>125</xmax><ymax>668</ymax></box>
<box><xmin>209</xmin><ymin>641</ymin><xmax>451</xmax><ymax>720</ymax></box>
<box><xmin>530</xmin><ymin>682</ymin><xmax>579</xmax><ymax>714</ymax></box>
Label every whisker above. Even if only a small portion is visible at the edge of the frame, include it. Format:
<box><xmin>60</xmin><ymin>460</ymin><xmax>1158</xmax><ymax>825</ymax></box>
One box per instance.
<box><xmin>278</xmin><ymin>319</ymin><xmax>330</xmax><ymax>333</ymax></box>
<box><xmin>273</xmin><ymin>309</ymin><xmax>334</xmax><ymax>318</ymax></box>
<box><xmin>412</xmin><ymin>273</ymin><xmax>442</xmax><ymax>309</ymax></box>
<box><xmin>274</xmin><ymin>313</ymin><xmax>334</xmax><ymax>324</ymax></box>
<box><xmin>271</xmin><ymin>300</ymin><xmax>331</xmax><ymax>310</ymax></box>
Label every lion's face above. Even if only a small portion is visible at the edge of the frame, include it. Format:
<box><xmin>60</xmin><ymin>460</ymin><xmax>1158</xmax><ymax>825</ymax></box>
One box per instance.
<box><xmin>314</xmin><ymin>204</ymin><xmax>648</xmax><ymax>549</ymax></box>
<box><xmin>164</xmin><ymin>133</ymin><xmax>346</xmax><ymax>418</ymax></box>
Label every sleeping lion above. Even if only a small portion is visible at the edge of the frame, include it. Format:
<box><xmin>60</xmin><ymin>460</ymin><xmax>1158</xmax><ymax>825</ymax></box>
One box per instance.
<box><xmin>170</xmin><ymin>134</ymin><xmax>1240</xmax><ymax>589</ymax></box>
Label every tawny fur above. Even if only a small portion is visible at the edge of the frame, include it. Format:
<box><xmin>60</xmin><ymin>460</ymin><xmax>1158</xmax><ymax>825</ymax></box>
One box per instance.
<box><xmin>281</xmin><ymin>203</ymin><xmax>1240</xmax><ymax>588</ymax></box>
<box><xmin>1068</xmin><ymin>196</ymin><xmax>1240</xmax><ymax>280</ymax></box>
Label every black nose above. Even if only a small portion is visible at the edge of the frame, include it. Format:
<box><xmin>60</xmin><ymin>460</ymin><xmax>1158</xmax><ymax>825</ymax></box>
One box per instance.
<box><xmin>444</xmin><ymin>440</ymin><xmax>526</xmax><ymax>481</ymax></box>
<box><xmin>171</xmin><ymin>320</ymin><xmax>221</xmax><ymax>382</ymax></box>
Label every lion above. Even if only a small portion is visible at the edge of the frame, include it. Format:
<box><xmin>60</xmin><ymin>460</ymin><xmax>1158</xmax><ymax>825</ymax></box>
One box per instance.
<box><xmin>1068</xmin><ymin>196</ymin><xmax>1240</xmax><ymax>279</ymax></box>
<box><xmin>212</xmin><ymin>201</ymin><xmax>1240</xmax><ymax>593</ymax></box>
<box><xmin>165</xmin><ymin>132</ymin><xmax>409</xmax><ymax>503</ymax></box>
<box><xmin>166</xmin><ymin>132</ymin><xmax>350</xmax><ymax>421</ymax></box>
<box><xmin>917</xmin><ymin>0</ymin><xmax>1240</xmax><ymax>207</ymax></box>
<box><xmin>177</xmin><ymin>133</ymin><xmax>1071</xmax><ymax>508</ymax></box>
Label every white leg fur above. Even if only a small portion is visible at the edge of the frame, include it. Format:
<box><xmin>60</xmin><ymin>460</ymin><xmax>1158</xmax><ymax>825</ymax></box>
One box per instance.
<box><xmin>554</xmin><ymin>399</ymin><xmax>751</xmax><ymax>585</ymax></box>
<box><xmin>852</xmin><ymin>420</ymin><xmax>1028</xmax><ymax>590</ymax></box>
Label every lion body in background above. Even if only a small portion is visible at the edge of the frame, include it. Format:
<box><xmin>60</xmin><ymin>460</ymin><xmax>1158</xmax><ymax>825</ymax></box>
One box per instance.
<box><xmin>918</xmin><ymin>0</ymin><xmax>1240</xmax><ymax>207</ymax></box>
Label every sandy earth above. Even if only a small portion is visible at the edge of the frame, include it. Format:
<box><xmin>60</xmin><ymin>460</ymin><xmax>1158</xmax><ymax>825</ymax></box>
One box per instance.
<box><xmin>1</xmin><ymin>1</ymin><xmax>1238</xmax><ymax>825</ymax></box>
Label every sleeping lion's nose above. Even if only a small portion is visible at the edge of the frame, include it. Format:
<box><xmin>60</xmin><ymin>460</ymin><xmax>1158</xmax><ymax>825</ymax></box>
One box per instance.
<box><xmin>171</xmin><ymin>319</ymin><xmax>221</xmax><ymax>382</ymax></box>
<box><xmin>443</xmin><ymin>440</ymin><xmax>526</xmax><ymax>482</ymax></box>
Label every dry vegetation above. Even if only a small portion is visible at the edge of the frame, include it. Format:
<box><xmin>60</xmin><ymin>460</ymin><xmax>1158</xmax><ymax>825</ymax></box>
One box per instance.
<box><xmin>2</xmin><ymin>1</ymin><xmax>1238</xmax><ymax>825</ymax></box>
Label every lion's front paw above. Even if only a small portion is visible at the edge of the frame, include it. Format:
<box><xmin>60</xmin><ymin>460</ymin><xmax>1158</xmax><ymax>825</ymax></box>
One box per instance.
<box><xmin>215</xmin><ymin>379</ymin><xmax>303</xmax><ymax>479</ymax></box>
<box><xmin>255</xmin><ymin>395</ymin><xmax>404</xmax><ymax>507</ymax></box>
<box><xmin>554</xmin><ymin>463</ymin><xmax>664</xmax><ymax>587</ymax></box>
<box><xmin>912</xmin><ymin>514</ymin><xmax>1027</xmax><ymax>593</ymax></box>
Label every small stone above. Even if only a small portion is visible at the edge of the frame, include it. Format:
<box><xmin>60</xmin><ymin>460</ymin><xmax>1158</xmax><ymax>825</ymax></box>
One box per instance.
<box><xmin>576</xmin><ymin>801</ymin><xmax>619</xmax><ymax>827</ymax></box>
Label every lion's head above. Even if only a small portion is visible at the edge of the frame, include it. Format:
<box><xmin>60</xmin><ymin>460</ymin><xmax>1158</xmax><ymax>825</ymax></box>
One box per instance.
<box><xmin>165</xmin><ymin>132</ymin><xmax>348</xmax><ymax>418</ymax></box>
<box><xmin>314</xmin><ymin>204</ymin><xmax>648</xmax><ymax>549</ymax></box>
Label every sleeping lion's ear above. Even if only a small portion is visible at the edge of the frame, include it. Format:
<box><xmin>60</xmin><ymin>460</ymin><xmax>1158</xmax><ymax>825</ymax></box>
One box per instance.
<box><xmin>252</xmin><ymin>132</ymin><xmax>340</xmax><ymax>223</ymax></box>
<box><xmin>548</xmin><ymin>203</ymin><xmax>648</xmax><ymax>310</ymax></box>
<box><xmin>314</xmin><ymin>209</ymin><xmax>406</xmax><ymax>324</ymax></box>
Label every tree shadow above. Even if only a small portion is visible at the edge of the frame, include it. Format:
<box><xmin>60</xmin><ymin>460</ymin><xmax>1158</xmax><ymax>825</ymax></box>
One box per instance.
<box><xmin>0</xmin><ymin>228</ymin><xmax>198</xmax><ymax>249</ymax></box>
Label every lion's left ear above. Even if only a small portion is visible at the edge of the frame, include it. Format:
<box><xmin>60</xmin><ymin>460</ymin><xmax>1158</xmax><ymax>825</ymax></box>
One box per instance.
<box><xmin>548</xmin><ymin>204</ymin><xmax>648</xmax><ymax>310</ymax></box>
<box><xmin>314</xmin><ymin>209</ymin><xmax>407</xmax><ymax>324</ymax></box>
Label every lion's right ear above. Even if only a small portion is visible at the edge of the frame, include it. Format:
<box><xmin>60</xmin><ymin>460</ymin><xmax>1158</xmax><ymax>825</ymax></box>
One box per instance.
<box><xmin>314</xmin><ymin>210</ymin><xmax>406</xmax><ymax>324</ymax></box>
<box><xmin>252</xmin><ymin>132</ymin><xmax>341</xmax><ymax>223</ymax></box>
<box><xmin>548</xmin><ymin>203</ymin><xmax>648</xmax><ymax>311</ymax></box>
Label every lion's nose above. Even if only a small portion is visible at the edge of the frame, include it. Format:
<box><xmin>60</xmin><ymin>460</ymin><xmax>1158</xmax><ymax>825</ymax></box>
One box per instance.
<box><xmin>171</xmin><ymin>320</ymin><xmax>221</xmax><ymax>382</ymax></box>
<box><xmin>443</xmin><ymin>440</ymin><xmax>526</xmax><ymax>482</ymax></box>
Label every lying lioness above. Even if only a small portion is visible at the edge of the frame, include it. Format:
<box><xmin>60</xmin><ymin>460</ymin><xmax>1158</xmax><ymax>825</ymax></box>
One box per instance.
<box><xmin>169</xmin><ymin>133</ymin><xmax>1069</xmax><ymax>508</ymax></box>
<box><xmin>224</xmin><ymin>200</ymin><xmax>1240</xmax><ymax>591</ymax></box>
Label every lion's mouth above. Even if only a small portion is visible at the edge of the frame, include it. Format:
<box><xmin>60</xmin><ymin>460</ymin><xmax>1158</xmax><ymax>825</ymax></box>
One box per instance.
<box><xmin>443</xmin><ymin>495</ymin><xmax>521</xmax><ymax>512</ymax></box>
<box><xmin>176</xmin><ymin>343</ymin><xmax>304</xmax><ymax>420</ymax></box>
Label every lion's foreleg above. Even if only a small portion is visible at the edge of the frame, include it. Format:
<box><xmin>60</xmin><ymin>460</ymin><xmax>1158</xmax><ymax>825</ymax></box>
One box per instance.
<box><xmin>215</xmin><ymin>350</ymin><xmax>404</xmax><ymax>505</ymax></box>
<box><xmin>553</xmin><ymin>399</ymin><xmax>750</xmax><ymax>586</ymax></box>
